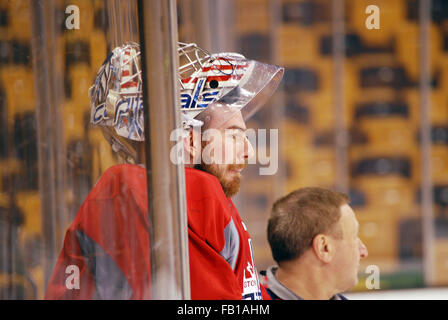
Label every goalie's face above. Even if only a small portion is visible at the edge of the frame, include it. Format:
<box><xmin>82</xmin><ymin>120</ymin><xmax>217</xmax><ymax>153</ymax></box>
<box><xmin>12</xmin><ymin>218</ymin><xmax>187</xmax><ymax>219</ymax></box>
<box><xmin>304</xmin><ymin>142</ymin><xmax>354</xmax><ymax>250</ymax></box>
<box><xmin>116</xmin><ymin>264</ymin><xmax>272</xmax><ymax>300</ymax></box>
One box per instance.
<box><xmin>196</xmin><ymin>109</ymin><xmax>255</xmax><ymax>197</ymax></box>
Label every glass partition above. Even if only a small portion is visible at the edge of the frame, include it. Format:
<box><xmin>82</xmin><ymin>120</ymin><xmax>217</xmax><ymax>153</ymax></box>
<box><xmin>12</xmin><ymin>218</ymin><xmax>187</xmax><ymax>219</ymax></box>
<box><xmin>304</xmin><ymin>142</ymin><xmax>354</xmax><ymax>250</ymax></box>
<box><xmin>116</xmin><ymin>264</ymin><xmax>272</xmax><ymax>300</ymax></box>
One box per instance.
<box><xmin>1</xmin><ymin>0</ymin><xmax>187</xmax><ymax>300</ymax></box>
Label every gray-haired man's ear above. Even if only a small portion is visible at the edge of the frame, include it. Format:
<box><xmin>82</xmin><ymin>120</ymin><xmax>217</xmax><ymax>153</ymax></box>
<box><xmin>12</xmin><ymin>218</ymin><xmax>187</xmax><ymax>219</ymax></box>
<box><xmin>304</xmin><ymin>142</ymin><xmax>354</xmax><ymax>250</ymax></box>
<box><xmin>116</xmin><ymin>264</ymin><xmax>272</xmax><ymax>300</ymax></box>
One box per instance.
<box><xmin>312</xmin><ymin>234</ymin><xmax>334</xmax><ymax>264</ymax></box>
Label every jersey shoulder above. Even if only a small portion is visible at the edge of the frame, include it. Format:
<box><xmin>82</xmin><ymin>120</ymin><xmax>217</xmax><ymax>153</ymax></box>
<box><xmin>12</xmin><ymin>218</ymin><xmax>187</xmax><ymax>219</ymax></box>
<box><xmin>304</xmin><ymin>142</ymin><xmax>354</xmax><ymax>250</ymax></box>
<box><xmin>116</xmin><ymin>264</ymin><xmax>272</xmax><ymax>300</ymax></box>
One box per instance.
<box><xmin>185</xmin><ymin>167</ymin><xmax>226</xmax><ymax>200</ymax></box>
<box><xmin>88</xmin><ymin>164</ymin><xmax>147</xmax><ymax>201</ymax></box>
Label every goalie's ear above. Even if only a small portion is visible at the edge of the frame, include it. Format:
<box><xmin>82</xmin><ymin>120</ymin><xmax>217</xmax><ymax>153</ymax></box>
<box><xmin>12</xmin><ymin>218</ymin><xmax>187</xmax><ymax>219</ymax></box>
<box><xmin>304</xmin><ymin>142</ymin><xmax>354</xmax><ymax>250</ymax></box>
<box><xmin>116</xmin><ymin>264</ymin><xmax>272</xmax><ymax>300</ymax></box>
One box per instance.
<box><xmin>183</xmin><ymin>126</ymin><xmax>201</xmax><ymax>165</ymax></box>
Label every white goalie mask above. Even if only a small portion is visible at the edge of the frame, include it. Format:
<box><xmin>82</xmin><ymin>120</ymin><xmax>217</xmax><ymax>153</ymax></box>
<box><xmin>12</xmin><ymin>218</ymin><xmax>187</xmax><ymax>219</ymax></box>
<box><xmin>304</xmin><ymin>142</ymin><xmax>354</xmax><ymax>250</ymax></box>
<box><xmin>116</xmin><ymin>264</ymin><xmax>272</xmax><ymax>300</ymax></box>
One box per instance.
<box><xmin>89</xmin><ymin>42</ymin><xmax>284</xmax><ymax>162</ymax></box>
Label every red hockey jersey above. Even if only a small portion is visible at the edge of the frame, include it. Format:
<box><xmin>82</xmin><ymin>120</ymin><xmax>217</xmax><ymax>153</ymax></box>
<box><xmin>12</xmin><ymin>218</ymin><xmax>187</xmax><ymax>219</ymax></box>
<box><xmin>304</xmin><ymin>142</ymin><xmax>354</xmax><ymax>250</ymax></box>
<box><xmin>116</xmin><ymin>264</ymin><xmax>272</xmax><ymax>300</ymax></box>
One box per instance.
<box><xmin>45</xmin><ymin>164</ymin><xmax>264</xmax><ymax>300</ymax></box>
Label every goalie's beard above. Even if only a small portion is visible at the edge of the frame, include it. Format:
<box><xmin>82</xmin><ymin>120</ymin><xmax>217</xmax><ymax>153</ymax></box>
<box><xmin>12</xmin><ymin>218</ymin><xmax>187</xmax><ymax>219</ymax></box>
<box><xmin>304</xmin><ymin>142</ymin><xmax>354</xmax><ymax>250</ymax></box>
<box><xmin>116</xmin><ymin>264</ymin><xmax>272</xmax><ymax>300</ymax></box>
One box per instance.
<box><xmin>194</xmin><ymin>163</ymin><xmax>247</xmax><ymax>198</ymax></box>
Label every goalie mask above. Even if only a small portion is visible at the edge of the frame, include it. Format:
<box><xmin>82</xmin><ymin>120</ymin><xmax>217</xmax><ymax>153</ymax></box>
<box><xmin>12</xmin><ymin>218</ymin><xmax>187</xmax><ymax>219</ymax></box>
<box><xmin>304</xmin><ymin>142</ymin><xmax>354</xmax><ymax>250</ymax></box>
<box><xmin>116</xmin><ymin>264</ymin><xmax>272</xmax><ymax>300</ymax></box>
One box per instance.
<box><xmin>89</xmin><ymin>42</ymin><xmax>284</xmax><ymax>163</ymax></box>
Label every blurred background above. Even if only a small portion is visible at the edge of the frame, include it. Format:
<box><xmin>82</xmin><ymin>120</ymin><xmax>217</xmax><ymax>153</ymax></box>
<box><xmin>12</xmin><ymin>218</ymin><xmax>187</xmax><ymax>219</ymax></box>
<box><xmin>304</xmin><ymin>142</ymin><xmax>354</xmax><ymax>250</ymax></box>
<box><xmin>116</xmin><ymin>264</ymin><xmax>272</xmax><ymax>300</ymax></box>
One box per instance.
<box><xmin>1</xmin><ymin>0</ymin><xmax>448</xmax><ymax>299</ymax></box>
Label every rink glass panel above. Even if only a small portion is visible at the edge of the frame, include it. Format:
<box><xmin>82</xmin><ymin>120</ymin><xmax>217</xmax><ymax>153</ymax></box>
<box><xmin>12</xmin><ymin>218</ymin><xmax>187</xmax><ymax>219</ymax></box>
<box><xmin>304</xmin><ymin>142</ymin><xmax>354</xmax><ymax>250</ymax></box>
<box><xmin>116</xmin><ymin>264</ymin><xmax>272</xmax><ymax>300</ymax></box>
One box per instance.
<box><xmin>0</xmin><ymin>0</ymin><xmax>144</xmax><ymax>299</ymax></box>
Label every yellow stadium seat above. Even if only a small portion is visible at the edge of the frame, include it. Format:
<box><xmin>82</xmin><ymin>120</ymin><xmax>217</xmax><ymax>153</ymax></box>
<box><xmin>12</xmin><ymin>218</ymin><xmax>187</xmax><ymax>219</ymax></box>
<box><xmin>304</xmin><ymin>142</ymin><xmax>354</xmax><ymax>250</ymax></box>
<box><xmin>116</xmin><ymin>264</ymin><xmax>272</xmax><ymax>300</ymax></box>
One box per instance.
<box><xmin>0</xmin><ymin>158</ymin><xmax>22</xmax><ymax>185</ymax></box>
<box><xmin>358</xmin><ymin>117</ymin><xmax>417</xmax><ymax>154</ymax></box>
<box><xmin>29</xmin><ymin>265</ymin><xmax>44</xmax><ymax>300</ymax></box>
<box><xmin>87</xmin><ymin>125</ymin><xmax>106</xmax><ymax>144</ymax></box>
<box><xmin>404</xmin><ymin>89</ymin><xmax>448</xmax><ymax>126</ymax></box>
<box><xmin>285</xmin><ymin>146</ymin><xmax>337</xmax><ymax>188</ymax></box>
<box><xmin>278</xmin><ymin>25</ymin><xmax>321</xmax><ymax>66</ymax></box>
<box><xmin>302</xmin><ymin>91</ymin><xmax>334</xmax><ymax>131</ymax></box>
<box><xmin>432</xmin><ymin>146</ymin><xmax>448</xmax><ymax>183</ymax></box>
<box><xmin>434</xmin><ymin>239</ymin><xmax>448</xmax><ymax>286</ymax></box>
<box><xmin>296</xmin><ymin>60</ymin><xmax>356</xmax><ymax>131</ymax></box>
<box><xmin>7</xmin><ymin>1</ymin><xmax>31</xmax><ymax>40</ymax></box>
<box><xmin>63</xmin><ymin>100</ymin><xmax>86</xmax><ymax>141</ymax></box>
<box><xmin>352</xmin><ymin>176</ymin><xmax>416</xmax><ymax>216</ymax></box>
<box><xmin>281</xmin><ymin>120</ymin><xmax>312</xmax><ymax>150</ymax></box>
<box><xmin>356</xmin><ymin>208</ymin><xmax>399</xmax><ymax>260</ymax></box>
<box><xmin>413</xmin><ymin>145</ymin><xmax>448</xmax><ymax>184</ymax></box>
<box><xmin>278</xmin><ymin>24</ymin><xmax>332</xmax><ymax>68</ymax></box>
<box><xmin>89</xmin><ymin>31</ymin><xmax>107</xmax><ymax>70</ymax></box>
<box><xmin>68</xmin><ymin>65</ymin><xmax>94</xmax><ymax>105</ymax></box>
<box><xmin>0</xmin><ymin>66</ymin><xmax>35</xmax><ymax>119</ymax></box>
<box><xmin>309</xmin><ymin>147</ymin><xmax>337</xmax><ymax>186</ymax></box>
<box><xmin>236</xmin><ymin>0</ymin><xmax>270</xmax><ymax>34</ymax></box>
<box><xmin>437</xmin><ymin>54</ymin><xmax>448</xmax><ymax>101</ymax></box>
<box><xmin>0</xmin><ymin>272</ymin><xmax>37</xmax><ymax>299</ymax></box>
<box><xmin>395</xmin><ymin>22</ymin><xmax>442</xmax><ymax>81</ymax></box>
<box><xmin>15</xmin><ymin>191</ymin><xmax>41</xmax><ymax>237</ymax></box>
<box><xmin>433</xmin><ymin>238</ymin><xmax>448</xmax><ymax>286</ymax></box>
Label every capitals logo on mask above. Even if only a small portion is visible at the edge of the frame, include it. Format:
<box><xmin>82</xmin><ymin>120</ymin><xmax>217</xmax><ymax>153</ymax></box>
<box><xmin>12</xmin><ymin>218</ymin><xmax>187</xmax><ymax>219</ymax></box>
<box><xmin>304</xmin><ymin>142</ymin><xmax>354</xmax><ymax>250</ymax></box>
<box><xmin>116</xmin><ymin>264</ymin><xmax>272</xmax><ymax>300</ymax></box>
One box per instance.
<box><xmin>180</xmin><ymin>54</ymin><xmax>249</xmax><ymax>114</ymax></box>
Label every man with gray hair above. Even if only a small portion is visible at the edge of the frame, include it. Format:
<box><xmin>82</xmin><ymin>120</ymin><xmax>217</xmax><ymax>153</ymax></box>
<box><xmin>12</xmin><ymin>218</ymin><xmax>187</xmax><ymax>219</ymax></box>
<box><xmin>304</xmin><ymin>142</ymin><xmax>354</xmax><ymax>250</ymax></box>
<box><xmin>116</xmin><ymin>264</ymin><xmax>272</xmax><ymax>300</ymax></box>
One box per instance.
<box><xmin>260</xmin><ymin>187</ymin><xmax>368</xmax><ymax>300</ymax></box>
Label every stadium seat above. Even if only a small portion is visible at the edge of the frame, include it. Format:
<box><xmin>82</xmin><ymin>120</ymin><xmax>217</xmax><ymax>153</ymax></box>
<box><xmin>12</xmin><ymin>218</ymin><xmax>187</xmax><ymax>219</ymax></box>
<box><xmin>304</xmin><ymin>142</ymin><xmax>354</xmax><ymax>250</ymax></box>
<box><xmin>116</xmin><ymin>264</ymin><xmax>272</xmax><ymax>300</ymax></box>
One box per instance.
<box><xmin>308</xmin><ymin>146</ymin><xmax>337</xmax><ymax>186</ymax></box>
<box><xmin>7</xmin><ymin>1</ymin><xmax>31</xmax><ymax>41</ymax></box>
<box><xmin>398</xmin><ymin>217</ymin><xmax>422</xmax><ymax>264</ymax></box>
<box><xmin>12</xmin><ymin>112</ymin><xmax>38</xmax><ymax>192</ymax></box>
<box><xmin>434</xmin><ymin>239</ymin><xmax>448</xmax><ymax>286</ymax></box>
<box><xmin>283</xmin><ymin>95</ymin><xmax>311</xmax><ymax>125</ymax></box>
<box><xmin>65</xmin><ymin>40</ymin><xmax>91</xmax><ymax>70</ymax></box>
<box><xmin>404</xmin><ymin>89</ymin><xmax>448</xmax><ymax>125</ymax></box>
<box><xmin>89</xmin><ymin>31</ymin><xmax>107</xmax><ymax>70</ymax></box>
<box><xmin>67</xmin><ymin>65</ymin><xmax>93</xmax><ymax>105</ymax></box>
<box><xmin>349</xmin><ymin>188</ymin><xmax>367</xmax><ymax>208</ymax></box>
<box><xmin>0</xmin><ymin>40</ymin><xmax>12</xmax><ymax>66</ymax></box>
<box><xmin>281</xmin><ymin>120</ymin><xmax>312</xmax><ymax>154</ymax></box>
<box><xmin>358</xmin><ymin>118</ymin><xmax>416</xmax><ymax>154</ymax></box>
<box><xmin>351</xmin><ymin>156</ymin><xmax>412</xmax><ymax>178</ymax></box>
<box><xmin>354</xmin><ymin>99</ymin><xmax>409</xmax><ymax>119</ymax></box>
<box><xmin>281</xmin><ymin>0</ymin><xmax>322</xmax><ymax>26</ymax></box>
<box><xmin>0</xmin><ymin>86</ymin><xmax>7</xmax><ymax>160</ymax></box>
<box><xmin>359</xmin><ymin>64</ymin><xmax>413</xmax><ymax>89</ymax></box>
<box><xmin>353</xmin><ymin>176</ymin><xmax>416</xmax><ymax>215</ymax></box>
<box><xmin>11</xmin><ymin>41</ymin><xmax>31</xmax><ymax>66</ymax></box>
<box><xmin>63</xmin><ymin>101</ymin><xmax>86</xmax><ymax>141</ymax></box>
<box><xmin>414</xmin><ymin>127</ymin><xmax>448</xmax><ymax>183</ymax></box>
<box><xmin>236</xmin><ymin>0</ymin><xmax>270</xmax><ymax>34</ymax></box>
<box><xmin>356</xmin><ymin>208</ymin><xmax>399</xmax><ymax>260</ymax></box>
<box><xmin>1</xmin><ymin>66</ymin><xmax>35</xmax><ymax>119</ymax></box>
<box><xmin>430</xmin><ymin>146</ymin><xmax>448</xmax><ymax>183</ymax></box>
<box><xmin>239</xmin><ymin>33</ymin><xmax>271</xmax><ymax>62</ymax></box>
<box><xmin>282</xmin><ymin>145</ymin><xmax>324</xmax><ymax>190</ymax></box>
<box><xmin>278</xmin><ymin>25</ymin><xmax>320</xmax><ymax>66</ymax></box>
<box><xmin>0</xmin><ymin>6</ymin><xmax>7</xmax><ymax>31</ymax></box>
<box><xmin>0</xmin><ymin>272</ymin><xmax>37</xmax><ymax>300</ymax></box>
<box><xmin>15</xmin><ymin>192</ymin><xmax>40</xmax><ymax>236</ymax></box>
<box><xmin>395</xmin><ymin>21</ymin><xmax>442</xmax><ymax>80</ymax></box>
<box><xmin>320</xmin><ymin>32</ymin><xmax>364</xmax><ymax>57</ymax></box>
<box><xmin>282</xmin><ymin>67</ymin><xmax>320</xmax><ymax>93</ymax></box>
<box><xmin>416</xmin><ymin>184</ymin><xmax>448</xmax><ymax>211</ymax></box>
<box><xmin>305</xmin><ymin>91</ymin><xmax>334</xmax><ymax>130</ymax></box>
<box><xmin>407</xmin><ymin>0</ymin><xmax>448</xmax><ymax>25</ymax></box>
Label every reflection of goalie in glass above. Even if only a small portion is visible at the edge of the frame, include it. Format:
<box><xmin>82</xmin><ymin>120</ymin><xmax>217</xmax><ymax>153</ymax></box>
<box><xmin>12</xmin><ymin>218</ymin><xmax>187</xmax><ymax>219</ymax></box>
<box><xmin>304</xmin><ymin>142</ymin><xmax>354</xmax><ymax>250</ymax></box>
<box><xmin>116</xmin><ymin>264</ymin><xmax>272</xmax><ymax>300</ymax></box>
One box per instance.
<box><xmin>44</xmin><ymin>42</ymin><xmax>283</xmax><ymax>299</ymax></box>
